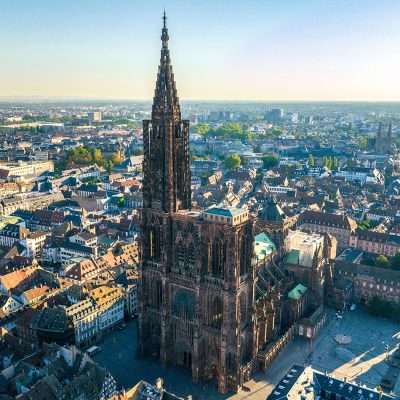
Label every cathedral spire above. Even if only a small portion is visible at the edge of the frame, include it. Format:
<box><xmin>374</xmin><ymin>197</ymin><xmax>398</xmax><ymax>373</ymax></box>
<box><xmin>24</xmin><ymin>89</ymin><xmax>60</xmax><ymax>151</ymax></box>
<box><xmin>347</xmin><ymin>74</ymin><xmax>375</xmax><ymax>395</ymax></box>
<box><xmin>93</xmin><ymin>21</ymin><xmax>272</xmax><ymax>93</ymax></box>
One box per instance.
<box><xmin>161</xmin><ymin>10</ymin><xmax>169</xmax><ymax>47</ymax></box>
<box><xmin>152</xmin><ymin>11</ymin><xmax>180</xmax><ymax>120</ymax></box>
<box><xmin>143</xmin><ymin>15</ymin><xmax>191</xmax><ymax>213</ymax></box>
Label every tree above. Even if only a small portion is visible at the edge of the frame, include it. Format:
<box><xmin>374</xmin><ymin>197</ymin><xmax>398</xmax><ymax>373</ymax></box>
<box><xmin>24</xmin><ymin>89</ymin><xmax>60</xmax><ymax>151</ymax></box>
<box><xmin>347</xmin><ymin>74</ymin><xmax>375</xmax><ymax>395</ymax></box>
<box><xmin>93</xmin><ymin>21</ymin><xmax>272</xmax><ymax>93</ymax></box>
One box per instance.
<box><xmin>375</xmin><ymin>255</ymin><xmax>390</xmax><ymax>269</ymax></box>
<box><xmin>117</xmin><ymin>197</ymin><xmax>125</xmax><ymax>208</ymax></box>
<box><xmin>262</xmin><ymin>154</ymin><xmax>279</xmax><ymax>169</ymax></box>
<box><xmin>67</xmin><ymin>146</ymin><xmax>93</xmax><ymax>165</ymax></box>
<box><xmin>269</xmin><ymin>127</ymin><xmax>283</xmax><ymax>137</ymax></box>
<box><xmin>323</xmin><ymin>156</ymin><xmax>334</xmax><ymax>170</ymax></box>
<box><xmin>358</xmin><ymin>219</ymin><xmax>371</xmax><ymax>230</ymax></box>
<box><xmin>105</xmin><ymin>160</ymin><xmax>114</xmax><ymax>174</ymax></box>
<box><xmin>193</xmin><ymin>123</ymin><xmax>210</xmax><ymax>136</ymax></box>
<box><xmin>111</xmin><ymin>150</ymin><xmax>124</xmax><ymax>164</ymax></box>
<box><xmin>224</xmin><ymin>154</ymin><xmax>241</xmax><ymax>170</ymax></box>
<box><xmin>91</xmin><ymin>148</ymin><xmax>103</xmax><ymax>165</ymax></box>
<box><xmin>357</xmin><ymin>136</ymin><xmax>369</xmax><ymax>150</ymax></box>
<box><xmin>390</xmin><ymin>254</ymin><xmax>400</xmax><ymax>270</ymax></box>
<box><xmin>207</xmin><ymin>123</ymin><xmax>248</xmax><ymax>140</ymax></box>
<box><xmin>333</xmin><ymin>156</ymin><xmax>339</xmax><ymax>171</ymax></box>
<box><xmin>366</xmin><ymin>296</ymin><xmax>400</xmax><ymax>322</ymax></box>
<box><xmin>217</xmin><ymin>123</ymin><xmax>242</xmax><ymax>137</ymax></box>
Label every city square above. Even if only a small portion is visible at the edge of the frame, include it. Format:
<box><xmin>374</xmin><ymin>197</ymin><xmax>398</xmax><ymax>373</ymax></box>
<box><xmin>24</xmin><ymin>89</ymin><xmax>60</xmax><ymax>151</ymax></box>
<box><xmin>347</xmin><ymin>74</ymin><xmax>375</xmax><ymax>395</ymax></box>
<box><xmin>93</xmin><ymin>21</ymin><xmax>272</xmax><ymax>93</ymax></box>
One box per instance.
<box><xmin>94</xmin><ymin>309</ymin><xmax>400</xmax><ymax>399</ymax></box>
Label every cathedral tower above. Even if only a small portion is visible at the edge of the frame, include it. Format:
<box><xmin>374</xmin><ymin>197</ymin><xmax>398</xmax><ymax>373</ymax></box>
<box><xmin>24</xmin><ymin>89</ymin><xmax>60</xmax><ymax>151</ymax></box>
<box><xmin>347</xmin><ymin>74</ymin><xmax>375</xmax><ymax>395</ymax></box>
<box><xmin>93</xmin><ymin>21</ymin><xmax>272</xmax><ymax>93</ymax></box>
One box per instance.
<box><xmin>142</xmin><ymin>12</ymin><xmax>191</xmax><ymax>213</ymax></box>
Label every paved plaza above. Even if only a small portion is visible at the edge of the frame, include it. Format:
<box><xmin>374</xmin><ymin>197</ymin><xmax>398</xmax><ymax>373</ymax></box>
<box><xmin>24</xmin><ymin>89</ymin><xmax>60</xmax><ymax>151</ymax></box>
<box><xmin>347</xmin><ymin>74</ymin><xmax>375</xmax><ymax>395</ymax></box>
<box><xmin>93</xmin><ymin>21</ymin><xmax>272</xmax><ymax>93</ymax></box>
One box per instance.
<box><xmin>309</xmin><ymin>309</ymin><xmax>400</xmax><ymax>396</ymax></box>
<box><xmin>93</xmin><ymin>309</ymin><xmax>400</xmax><ymax>399</ymax></box>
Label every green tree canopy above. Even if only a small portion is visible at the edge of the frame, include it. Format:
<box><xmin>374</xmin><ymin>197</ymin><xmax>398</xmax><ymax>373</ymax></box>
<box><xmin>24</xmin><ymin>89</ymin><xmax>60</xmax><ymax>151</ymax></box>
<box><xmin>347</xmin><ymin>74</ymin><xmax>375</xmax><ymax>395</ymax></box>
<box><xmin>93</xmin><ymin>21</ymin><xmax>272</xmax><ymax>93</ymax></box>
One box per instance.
<box><xmin>358</xmin><ymin>219</ymin><xmax>372</xmax><ymax>230</ymax></box>
<box><xmin>67</xmin><ymin>146</ymin><xmax>93</xmax><ymax>166</ymax></box>
<box><xmin>55</xmin><ymin>145</ymin><xmax>121</xmax><ymax>174</ymax></box>
<box><xmin>193</xmin><ymin>123</ymin><xmax>210</xmax><ymax>136</ymax></box>
<box><xmin>375</xmin><ymin>255</ymin><xmax>390</xmax><ymax>269</ymax></box>
<box><xmin>367</xmin><ymin>296</ymin><xmax>400</xmax><ymax>322</ymax></box>
<box><xmin>117</xmin><ymin>197</ymin><xmax>125</xmax><ymax>208</ymax></box>
<box><xmin>111</xmin><ymin>151</ymin><xmax>124</xmax><ymax>164</ymax></box>
<box><xmin>262</xmin><ymin>154</ymin><xmax>279</xmax><ymax>169</ymax></box>
<box><xmin>357</xmin><ymin>136</ymin><xmax>369</xmax><ymax>150</ymax></box>
<box><xmin>206</xmin><ymin>123</ymin><xmax>252</xmax><ymax>141</ymax></box>
<box><xmin>105</xmin><ymin>160</ymin><xmax>113</xmax><ymax>174</ymax></box>
<box><xmin>91</xmin><ymin>148</ymin><xmax>103</xmax><ymax>165</ymax></box>
<box><xmin>224</xmin><ymin>154</ymin><xmax>241</xmax><ymax>170</ymax></box>
<box><xmin>390</xmin><ymin>254</ymin><xmax>400</xmax><ymax>270</ymax></box>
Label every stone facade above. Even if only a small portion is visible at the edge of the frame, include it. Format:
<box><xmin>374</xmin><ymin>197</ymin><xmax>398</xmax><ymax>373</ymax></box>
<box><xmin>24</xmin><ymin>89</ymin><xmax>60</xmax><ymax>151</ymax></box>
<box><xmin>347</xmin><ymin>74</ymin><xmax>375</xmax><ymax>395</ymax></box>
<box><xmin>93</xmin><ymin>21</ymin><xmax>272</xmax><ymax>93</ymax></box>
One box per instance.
<box><xmin>139</xmin><ymin>15</ymin><xmax>259</xmax><ymax>393</ymax></box>
<box><xmin>349</xmin><ymin>229</ymin><xmax>400</xmax><ymax>257</ymax></box>
<box><xmin>334</xmin><ymin>260</ymin><xmax>400</xmax><ymax>304</ymax></box>
<box><xmin>298</xmin><ymin>210</ymin><xmax>357</xmax><ymax>249</ymax></box>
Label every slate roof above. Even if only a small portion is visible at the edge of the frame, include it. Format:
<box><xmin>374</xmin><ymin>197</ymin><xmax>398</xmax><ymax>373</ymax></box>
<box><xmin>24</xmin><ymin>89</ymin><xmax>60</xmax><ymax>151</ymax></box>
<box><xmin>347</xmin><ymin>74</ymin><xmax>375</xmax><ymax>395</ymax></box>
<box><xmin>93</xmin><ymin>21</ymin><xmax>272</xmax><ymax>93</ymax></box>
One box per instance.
<box><xmin>355</xmin><ymin>229</ymin><xmax>400</xmax><ymax>245</ymax></box>
<box><xmin>259</xmin><ymin>197</ymin><xmax>286</xmax><ymax>222</ymax></box>
<box><xmin>267</xmin><ymin>365</ymin><xmax>394</xmax><ymax>400</ymax></box>
<box><xmin>267</xmin><ymin>365</ymin><xmax>305</xmax><ymax>399</ymax></box>
<box><xmin>313</xmin><ymin>370</ymin><xmax>393</xmax><ymax>399</ymax></box>
<box><xmin>299</xmin><ymin>210</ymin><xmax>357</xmax><ymax>231</ymax></box>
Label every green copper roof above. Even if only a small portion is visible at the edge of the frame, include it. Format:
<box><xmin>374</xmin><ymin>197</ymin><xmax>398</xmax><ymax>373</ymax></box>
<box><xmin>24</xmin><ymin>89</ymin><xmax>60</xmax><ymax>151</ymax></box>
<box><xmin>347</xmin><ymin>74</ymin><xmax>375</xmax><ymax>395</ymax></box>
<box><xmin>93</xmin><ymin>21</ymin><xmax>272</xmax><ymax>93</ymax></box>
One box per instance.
<box><xmin>254</xmin><ymin>232</ymin><xmax>277</xmax><ymax>260</ymax></box>
<box><xmin>288</xmin><ymin>283</ymin><xmax>308</xmax><ymax>300</ymax></box>
<box><xmin>205</xmin><ymin>207</ymin><xmax>244</xmax><ymax>218</ymax></box>
<box><xmin>285</xmin><ymin>249</ymin><xmax>300</xmax><ymax>265</ymax></box>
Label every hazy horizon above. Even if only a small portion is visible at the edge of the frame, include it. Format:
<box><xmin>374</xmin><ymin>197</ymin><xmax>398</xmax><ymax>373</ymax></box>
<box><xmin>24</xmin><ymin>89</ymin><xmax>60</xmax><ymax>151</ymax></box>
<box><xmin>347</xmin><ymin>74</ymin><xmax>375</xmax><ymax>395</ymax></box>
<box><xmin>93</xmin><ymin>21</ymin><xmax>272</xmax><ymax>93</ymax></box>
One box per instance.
<box><xmin>1</xmin><ymin>97</ymin><xmax>400</xmax><ymax>104</ymax></box>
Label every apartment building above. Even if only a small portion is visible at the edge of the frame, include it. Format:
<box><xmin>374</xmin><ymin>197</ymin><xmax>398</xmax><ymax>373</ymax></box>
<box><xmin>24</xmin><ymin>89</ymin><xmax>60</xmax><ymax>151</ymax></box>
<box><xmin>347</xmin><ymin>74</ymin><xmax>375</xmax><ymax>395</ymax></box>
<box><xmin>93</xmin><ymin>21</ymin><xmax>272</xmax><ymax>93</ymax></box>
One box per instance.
<box><xmin>90</xmin><ymin>286</ymin><xmax>124</xmax><ymax>332</ymax></box>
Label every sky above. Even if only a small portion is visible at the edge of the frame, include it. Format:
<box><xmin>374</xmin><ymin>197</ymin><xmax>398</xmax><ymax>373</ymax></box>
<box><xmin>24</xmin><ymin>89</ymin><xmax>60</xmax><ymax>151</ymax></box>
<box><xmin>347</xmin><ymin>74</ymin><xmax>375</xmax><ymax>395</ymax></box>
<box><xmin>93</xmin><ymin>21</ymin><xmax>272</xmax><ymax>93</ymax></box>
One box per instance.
<box><xmin>0</xmin><ymin>0</ymin><xmax>399</xmax><ymax>101</ymax></box>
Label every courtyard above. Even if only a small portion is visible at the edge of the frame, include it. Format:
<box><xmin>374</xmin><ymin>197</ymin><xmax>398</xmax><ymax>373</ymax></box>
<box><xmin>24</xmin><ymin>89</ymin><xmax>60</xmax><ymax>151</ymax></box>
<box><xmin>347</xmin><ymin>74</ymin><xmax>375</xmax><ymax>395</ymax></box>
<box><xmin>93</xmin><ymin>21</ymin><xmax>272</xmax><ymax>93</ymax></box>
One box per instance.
<box><xmin>93</xmin><ymin>309</ymin><xmax>400</xmax><ymax>399</ymax></box>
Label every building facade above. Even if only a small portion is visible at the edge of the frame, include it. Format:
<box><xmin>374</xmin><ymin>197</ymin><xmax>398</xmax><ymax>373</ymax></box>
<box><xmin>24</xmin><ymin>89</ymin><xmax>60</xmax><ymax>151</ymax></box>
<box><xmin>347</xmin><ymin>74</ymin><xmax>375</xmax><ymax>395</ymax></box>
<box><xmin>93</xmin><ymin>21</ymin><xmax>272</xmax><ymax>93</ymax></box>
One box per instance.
<box><xmin>91</xmin><ymin>286</ymin><xmax>124</xmax><ymax>333</ymax></box>
<box><xmin>349</xmin><ymin>229</ymin><xmax>400</xmax><ymax>257</ymax></box>
<box><xmin>66</xmin><ymin>298</ymin><xmax>99</xmax><ymax>346</ymax></box>
<box><xmin>334</xmin><ymin>260</ymin><xmax>400</xmax><ymax>304</ymax></box>
<box><xmin>298</xmin><ymin>210</ymin><xmax>357</xmax><ymax>249</ymax></box>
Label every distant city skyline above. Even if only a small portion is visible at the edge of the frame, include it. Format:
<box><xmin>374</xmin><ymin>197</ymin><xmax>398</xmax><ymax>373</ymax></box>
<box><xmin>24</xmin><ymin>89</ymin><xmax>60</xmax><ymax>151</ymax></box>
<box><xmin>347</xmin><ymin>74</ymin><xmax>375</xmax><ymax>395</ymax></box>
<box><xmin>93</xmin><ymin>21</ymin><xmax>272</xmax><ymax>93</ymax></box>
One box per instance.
<box><xmin>1</xmin><ymin>0</ymin><xmax>399</xmax><ymax>101</ymax></box>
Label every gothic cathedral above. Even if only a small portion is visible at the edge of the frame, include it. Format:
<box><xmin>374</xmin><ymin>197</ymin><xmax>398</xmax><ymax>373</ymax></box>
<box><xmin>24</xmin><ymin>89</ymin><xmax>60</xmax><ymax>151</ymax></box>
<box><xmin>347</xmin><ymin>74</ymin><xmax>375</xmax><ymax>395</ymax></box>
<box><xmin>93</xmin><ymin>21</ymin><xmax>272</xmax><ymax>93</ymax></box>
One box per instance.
<box><xmin>139</xmin><ymin>14</ymin><xmax>256</xmax><ymax>393</ymax></box>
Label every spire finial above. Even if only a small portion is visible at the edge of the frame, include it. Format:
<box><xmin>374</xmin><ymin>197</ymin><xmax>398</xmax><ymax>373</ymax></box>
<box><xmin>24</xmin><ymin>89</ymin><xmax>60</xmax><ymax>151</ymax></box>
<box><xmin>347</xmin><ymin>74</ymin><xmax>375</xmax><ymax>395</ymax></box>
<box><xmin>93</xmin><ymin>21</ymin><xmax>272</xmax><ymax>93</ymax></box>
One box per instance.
<box><xmin>161</xmin><ymin>10</ymin><xmax>169</xmax><ymax>47</ymax></box>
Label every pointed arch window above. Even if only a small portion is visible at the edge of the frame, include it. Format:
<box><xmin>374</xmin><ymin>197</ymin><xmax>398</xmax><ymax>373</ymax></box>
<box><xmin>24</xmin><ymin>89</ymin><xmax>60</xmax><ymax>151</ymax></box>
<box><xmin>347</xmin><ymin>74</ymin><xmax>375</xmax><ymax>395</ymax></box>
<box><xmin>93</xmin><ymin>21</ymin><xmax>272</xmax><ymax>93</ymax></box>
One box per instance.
<box><xmin>209</xmin><ymin>296</ymin><xmax>223</xmax><ymax>329</ymax></box>
<box><xmin>240</xmin><ymin>236</ymin><xmax>248</xmax><ymax>276</ymax></box>
<box><xmin>187</xmin><ymin>243</ymin><xmax>195</xmax><ymax>267</ymax></box>
<box><xmin>175</xmin><ymin>242</ymin><xmax>185</xmax><ymax>267</ymax></box>
<box><xmin>150</xmin><ymin>228</ymin><xmax>161</xmax><ymax>261</ymax></box>
<box><xmin>212</xmin><ymin>240</ymin><xmax>225</xmax><ymax>277</ymax></box>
